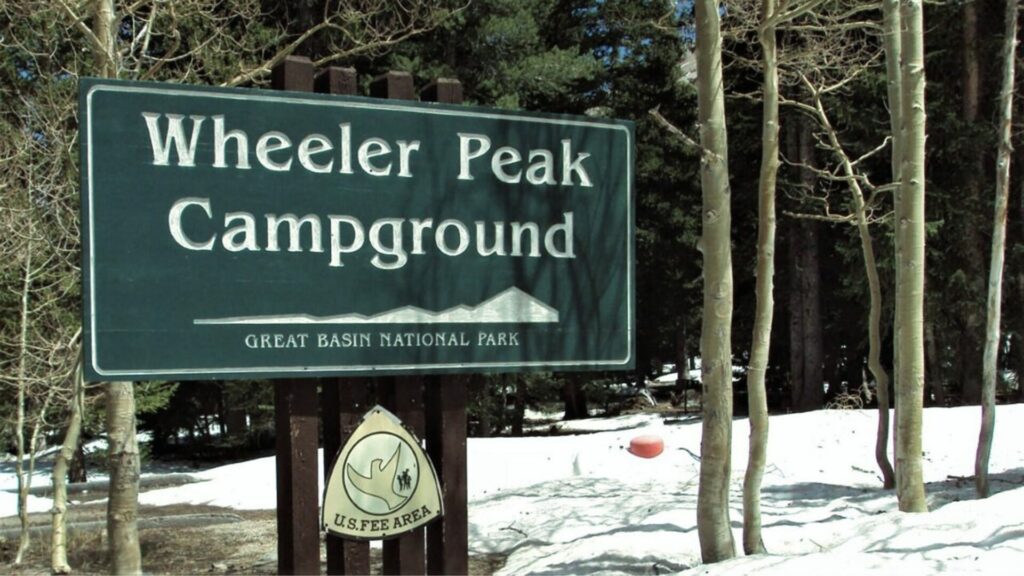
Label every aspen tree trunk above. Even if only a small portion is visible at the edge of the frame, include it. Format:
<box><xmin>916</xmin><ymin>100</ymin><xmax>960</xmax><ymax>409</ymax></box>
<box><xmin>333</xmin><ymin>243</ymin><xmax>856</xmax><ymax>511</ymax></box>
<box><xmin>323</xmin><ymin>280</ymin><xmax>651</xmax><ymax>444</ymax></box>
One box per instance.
<box><xmin>976</xmin><ymin>0</ymin><xmax>1018</xmax><ymax>499</ymax></box>
<box><xmin>12</xmin><ymin>200</ymin><xmax>54</xmax><ymax>565</ymax></box>
<box><xmin>94</xmin><ymin>0</ymin><xmax>143</xmax><ymax>570</ymax></box>
<box><xmin>865</xmin><ymin>216</ymin><xmax>895</xmax><ymax>490</ymax></box>
<box><xmin>694</xmin><ymin>0</ymin><xmax>736</xmax><ymax>563</ymax></box>
<box><xmin>881</xmin><ymin>0</ymin><xmax>902</xmax><ymax>491</ymax></box>
<box><xmin>14</xmin><ymin>237</ymin><xmax>33</xmax><ymax>566</ymax></box>
<box><xmin>52</xmin><ymin>360</ymin><xmax>85</xmax><ymax>574</ymax></box>
<box><xmin>804</xmin><ymin>86</ymin><xmax>897</xmax><ymax>491</ymax></box>
<box><xmin>895</xmin><ymin>0</ymin><xmax>928</xmax><ymax>513</ymax></box>
<box><xmin>742</xmin><ymin>0</ymin><xmax>778</xmax><ymax>555</ymax></box>
<box><xmin>876</xmin><ymin>0</ymin><xmax>901</xmax><ymax>485</ymax></box>
<box><xmin>106</xmin><ymin>382</ymin><xmax>141</xmax><ymax>574</ymax></box>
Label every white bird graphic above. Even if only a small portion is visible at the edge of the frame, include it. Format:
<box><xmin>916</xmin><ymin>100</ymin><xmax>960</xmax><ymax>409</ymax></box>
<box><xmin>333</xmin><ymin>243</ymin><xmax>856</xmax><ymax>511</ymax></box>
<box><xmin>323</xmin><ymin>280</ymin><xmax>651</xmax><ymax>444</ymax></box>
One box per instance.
<box><xmin>346</xmin><ymin>445</ymin><xmax>407</xmax><ymax>511</ymax></box>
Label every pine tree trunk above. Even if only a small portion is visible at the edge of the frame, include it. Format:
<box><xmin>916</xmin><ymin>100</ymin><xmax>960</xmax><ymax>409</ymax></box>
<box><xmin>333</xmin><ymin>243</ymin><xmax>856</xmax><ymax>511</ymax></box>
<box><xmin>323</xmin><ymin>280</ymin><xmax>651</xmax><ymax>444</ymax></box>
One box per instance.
<box><xmin>742</xmin><ymin>0</ymin><xmax>778</xmax><ymax>555</ymax></box>
<box><xmin>1020</xmin><ymin>147</ymin><xmax>1024</xmax><ymax>405</ymax></box>
<box><xmin>959</xmin><ymin>0</ymin><xmax>987</xmax><ymax>407</ymax></box>
<box><xmin>562</xmin><ymin>380</ymin><xmax>588</xmax><ymax>420</ymax></box>
<box><xmin>786</xmin><ymin>119</ymin><xmax>806</xmax><ymax>412</ymax></box>
<box><xmin>925</xmin><ymin>317</ymin><xmax>944</xmax><ymax>406</ymax></box>
<box><xmin>1018</xmin><ymin>325</ymin><xmax>1024</xmax><ymax>404</ymax></box>
<box><xmin>788</xmin><ymin>221</ymin><xmax>805</xmax><ymax>411</ymax></box>
<box><xmin>787</xmin><ymin>223</ymin><xmax>822</xmax><ymax>413</ymax></box>
<box><xmin>798</xmin><ymin>121</ymin><xmax>823</xmax><ymax>411</ymax></box>
<box><xmin>512</xmin><ymin>377</ymin><xmax>526</xmax><ymax>437</ymax></box>
<box><xmin>676</xmin><ymin>324</ymin><xmax>689</xmax><ymax>380</ymax></box>
<box><xmin>677</xmin><ymin>324</ymin><xmax>690</xmax><ymax>412</ymax></box>
<box><xmin>895</xmin><ymin>0</ymin><xmax>928</xmax><ymax>513</ymax></box>
<box><xmin>976</xmin><ymin>0</ymin><xmax>1017</xmax><ymax>499</ymax></box>
<box><xmin>225</xmin><ymin>406</ymin><xmax>247</xmax><ymax>439</ymax></box>
<box><xmin>52</xmin><ymin>361</ymin><xmax>85</xmax><ymax>575</ymax></box>
<box><xmin>695</xmin><ymin>0</ymin><xmax>736</xmax><ymax>563</ymax></box>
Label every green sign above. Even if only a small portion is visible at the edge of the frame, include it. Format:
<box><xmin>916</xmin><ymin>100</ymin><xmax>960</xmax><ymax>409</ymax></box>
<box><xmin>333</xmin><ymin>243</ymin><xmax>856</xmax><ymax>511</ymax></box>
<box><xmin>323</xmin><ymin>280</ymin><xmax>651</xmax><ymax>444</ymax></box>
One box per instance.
<box><xmin>80</xmin><ymin>78</ymin><xmax>634</xmax><ymax>380</ymax></box>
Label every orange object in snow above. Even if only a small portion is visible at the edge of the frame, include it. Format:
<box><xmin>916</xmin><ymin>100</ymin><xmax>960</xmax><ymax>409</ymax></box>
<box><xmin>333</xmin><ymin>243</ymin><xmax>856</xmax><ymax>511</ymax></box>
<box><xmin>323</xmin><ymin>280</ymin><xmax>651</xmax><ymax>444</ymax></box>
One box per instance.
<box><xmin>628</xmin><ymin>434</ymin><xmax>664</xmax><ymax>458</ymax></box>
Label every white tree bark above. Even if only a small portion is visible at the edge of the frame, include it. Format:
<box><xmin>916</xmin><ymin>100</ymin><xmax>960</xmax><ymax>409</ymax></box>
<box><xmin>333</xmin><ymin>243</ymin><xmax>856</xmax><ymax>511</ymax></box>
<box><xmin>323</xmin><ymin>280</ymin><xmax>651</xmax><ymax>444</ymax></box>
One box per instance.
<box><xmin>13</xmin><ymin>231</ymin><xmax>34</xmax><ymax>566</ymax></box>
<box><xmin>52</xmin><ymin>358</ymin><xmax>85</xmax><ymax>574</ymax></box>
<box><xmin>976</xmin><ymin>0</ymin><xmax>1018</xmax><ymax>499</ymax></box>
<box><xmin>93</xmin><ymin>0</ymin><xmax>143</xmax><ymax>572</ymax></box>
<box><xmin>881</xmin><ymin>0</ymin><xmax>902</xmax><ymax>492</ymax></box>
<box><xmin>742</xmin><ymin>0</ymin><xmax>778</xmax><ymax>556</ymax></box>
<box><xmin>894</xmin><ymin>0</ymin><xmax>928</xmax><ymax>513</ymax></box>
<box><xmin>106</xmin><ymin>381</ymin><xmax>141</xmax><ymax>574</ymax></box>
<box><xmin>695</xmin><ymin>0</ymin><xmax>737</xmax><ymax>563</ymax></box>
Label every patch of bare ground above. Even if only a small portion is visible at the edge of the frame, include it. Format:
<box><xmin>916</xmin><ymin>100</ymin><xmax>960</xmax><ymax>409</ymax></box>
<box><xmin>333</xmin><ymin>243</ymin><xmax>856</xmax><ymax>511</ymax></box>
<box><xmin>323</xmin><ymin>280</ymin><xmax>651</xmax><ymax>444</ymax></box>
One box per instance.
<box><xmin>1</xmin><ymin>504</ymin><xmax>505</xmax><ymax>574</ymax></box>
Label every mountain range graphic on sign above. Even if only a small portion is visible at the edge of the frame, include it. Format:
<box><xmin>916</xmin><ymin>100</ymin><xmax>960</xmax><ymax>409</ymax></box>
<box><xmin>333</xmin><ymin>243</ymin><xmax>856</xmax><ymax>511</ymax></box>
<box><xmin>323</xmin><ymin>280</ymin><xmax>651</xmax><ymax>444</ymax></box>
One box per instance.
<box><xmin>193</xmin><ymin>286</ymin><xmax>559</xmax><ymax>325</ymax></box>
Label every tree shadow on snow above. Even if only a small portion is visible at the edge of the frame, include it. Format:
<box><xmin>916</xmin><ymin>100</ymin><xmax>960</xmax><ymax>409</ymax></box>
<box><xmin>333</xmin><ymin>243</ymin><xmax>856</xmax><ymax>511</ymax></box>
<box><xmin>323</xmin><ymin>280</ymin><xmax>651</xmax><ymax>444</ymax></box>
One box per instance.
<box><xmin>923</xmin><ymin>467</ymin><xmax>1024</xmax><ymax>509</ymax></box>
<box><xmin>760</xmin><ymin>467</ymin><xmax>1024</xmax><ymax>509</ymax></box>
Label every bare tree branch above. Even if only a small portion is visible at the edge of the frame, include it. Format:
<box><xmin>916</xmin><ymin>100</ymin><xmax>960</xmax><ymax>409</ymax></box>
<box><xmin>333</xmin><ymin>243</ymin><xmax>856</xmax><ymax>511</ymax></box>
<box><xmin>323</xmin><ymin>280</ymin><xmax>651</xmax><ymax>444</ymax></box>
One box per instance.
<box><xmin>649</xmin><ymin>106</ymin><xmax>718</xmax><ymax>162</ymax></box>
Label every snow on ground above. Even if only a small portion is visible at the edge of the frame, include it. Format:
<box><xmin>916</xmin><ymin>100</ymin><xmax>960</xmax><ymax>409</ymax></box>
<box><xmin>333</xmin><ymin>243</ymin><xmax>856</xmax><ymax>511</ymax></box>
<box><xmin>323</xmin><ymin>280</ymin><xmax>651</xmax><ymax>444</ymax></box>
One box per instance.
<box><xmin>4</xmin><ymin>405</ymin><xmax>1024</xmax><ymax>574</ymax></box>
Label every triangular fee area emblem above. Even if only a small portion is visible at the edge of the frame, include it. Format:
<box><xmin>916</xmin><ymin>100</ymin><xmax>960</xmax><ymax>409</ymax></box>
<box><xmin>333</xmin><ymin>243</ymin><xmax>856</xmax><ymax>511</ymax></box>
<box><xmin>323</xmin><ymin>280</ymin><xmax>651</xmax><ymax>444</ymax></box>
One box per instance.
<box><xmin>322</xmin><ymin>406</ymin><xmax>443</xmax><ymax>540</ymax></box>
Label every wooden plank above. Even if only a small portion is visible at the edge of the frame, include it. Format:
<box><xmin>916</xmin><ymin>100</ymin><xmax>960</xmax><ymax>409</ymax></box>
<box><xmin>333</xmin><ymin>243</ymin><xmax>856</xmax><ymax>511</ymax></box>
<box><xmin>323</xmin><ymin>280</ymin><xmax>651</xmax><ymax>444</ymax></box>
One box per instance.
<box><xmin>425</xmin><ymin>376</ymin><xmax>469</xmax><ymax>575</ymax></box>
<box><xmin>320</xmin><ymin>380</ymin><xmax>344</xmax><ymax>575</ymax></box>
<box><xmin>420</xmin><ymin>77</ymin><xmax>469</xmax><ymax>576</ymax></box>
<box><xmin>370</xmin><ymin>69</ymin><xmax>423</xmax><ymax>576</ymax></box>
<box><xmin>379</xmin><ymin>377</ymin><xmax>426</xmax><ymax>575</ymax></box>
<box><xmin>370</xmin><ymin>71</ymin><xmax>416</xmax><ymax>101</ymax></box>
<box><xmin>322</xmin><ymin>379</ymin><xmax>374</xmax><ymax>575</ymax></box>
<box><xmin>272</xmin><ymin>55</ymin><xmax>314</xmax><ymax>94</ymax></box>
<box><xmin>274</xmin><ymin>378</ymin><xmax>320</xmax><ymax>575</ymax></box>
<box><xmin>316</xmin><ymin>66</ymin><xmax>357</xmax><ymax>97</ymax></box>
<box><xmin>314</xmin><ymin>65</ymin><xmax>369</xmax><ymax>576</ymax></box>
<box><xmin>420</xmin><ymin>78</ymin><xmax>464</xmax><ymax>105</ymax></box>
<box><xmin>271</xmin><ymin>56</ymin><xmax>319</xmax><ymax>576</ymax></box>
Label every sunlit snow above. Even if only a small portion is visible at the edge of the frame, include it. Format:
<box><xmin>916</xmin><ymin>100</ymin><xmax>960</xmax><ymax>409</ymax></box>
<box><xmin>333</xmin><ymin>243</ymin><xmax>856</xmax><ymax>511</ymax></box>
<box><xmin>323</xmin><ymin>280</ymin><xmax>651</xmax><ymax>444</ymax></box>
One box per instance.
<box><xmin>3</xmin><ymin>405</ymin><xmax>1023</xmax><ymax>574</ymax></box>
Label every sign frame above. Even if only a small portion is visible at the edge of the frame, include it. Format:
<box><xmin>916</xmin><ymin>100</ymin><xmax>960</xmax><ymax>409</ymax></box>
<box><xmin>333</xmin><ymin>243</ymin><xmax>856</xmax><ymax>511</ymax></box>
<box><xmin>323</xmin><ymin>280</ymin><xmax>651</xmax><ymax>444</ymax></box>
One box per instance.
<box><xmin>80</xmin><ymin>78</ymin><xmax>635</xmax><ymax>380</ymax></box>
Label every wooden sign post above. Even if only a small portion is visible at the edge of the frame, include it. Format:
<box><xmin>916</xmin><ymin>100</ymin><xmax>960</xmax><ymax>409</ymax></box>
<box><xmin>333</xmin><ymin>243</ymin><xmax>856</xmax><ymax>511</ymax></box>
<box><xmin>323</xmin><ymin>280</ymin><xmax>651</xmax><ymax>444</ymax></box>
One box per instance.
<box><xmin>272</xmin><ymin>58</ymin><xmax>470</xmax><ymax>575</ymax></box>
<box><xmin>269</xmin><ymin>58</ymin><xmax>324</xmax><ymax>576</ymax></box>
<box><xmin>80</xmin><ymin>53</ymin><xmax>633</xmax><ymax>576</ymax></box>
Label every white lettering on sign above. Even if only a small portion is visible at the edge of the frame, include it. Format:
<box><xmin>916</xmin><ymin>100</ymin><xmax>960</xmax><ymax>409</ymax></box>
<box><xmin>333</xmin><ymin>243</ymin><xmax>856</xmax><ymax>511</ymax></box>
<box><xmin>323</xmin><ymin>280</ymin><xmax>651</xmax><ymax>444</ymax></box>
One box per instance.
<box><xmin>141</xmin><ymin>114</ymin><xmax>595</xmax><ymax>188</ymax></box>
<box><xmin>243</xmin><ymin>332</ymin><xmax>309</xmax><ymax>349</ymax></box>
<box><xmin>168</xmin><ymin>197</ymin><xmax>215</xmax><ymax>250</ymax></box>
<box><xmin>168</xmin><ymin>198</ymin><xmax>575</xmax><ymax>270</ymax></box>
<box><xmin>143</xmin><ymin>113</ymin><xmax>598</xmax><ymax>270</ymax></box>
<box><xmin>297</xmin><ymin>133</ymin><xmax>333</xmax><ymax>173</ymax></box>
<box><xmin>212</xmin><ymin>116</ymin><xmax>250</xmax><ymax>169</ymax></box>
<box><xmin>255</xmin><ymin>131</ymin><xmax>293</xmax><ymax>171</ymax></box>
<box><xmin>142</xmin><ymin>113</ymin><xmax>204</xmax><ymax>167</ymax></box>
<box><xmin>457</xmin><ymin>132</ymin><xmax>592</xmax><ymax>187</ymax></box>
<box><xmin>142</xmin><ymin>114</ymin><xmax>422</xmax><ymax>178</ymax></box>
<box><xmin>236</xmin><ymin>331</ymin><xmax>526</xmax><ymax>350</ymax></box>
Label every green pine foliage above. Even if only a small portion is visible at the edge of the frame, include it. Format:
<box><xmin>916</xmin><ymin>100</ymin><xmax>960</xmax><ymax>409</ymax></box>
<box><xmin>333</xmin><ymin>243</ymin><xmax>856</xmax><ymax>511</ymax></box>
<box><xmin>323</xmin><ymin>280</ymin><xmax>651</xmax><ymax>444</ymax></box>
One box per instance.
<box><xmin>3</xmin><ymin>0</ymin><xmax>1023</xmax><ymax>454</ymax></box>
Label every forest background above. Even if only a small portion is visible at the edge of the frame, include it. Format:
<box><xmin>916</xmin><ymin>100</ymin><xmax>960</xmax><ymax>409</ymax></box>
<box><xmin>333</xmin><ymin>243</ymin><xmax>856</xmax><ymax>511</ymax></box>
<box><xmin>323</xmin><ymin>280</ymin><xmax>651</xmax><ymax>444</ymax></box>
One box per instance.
<box><xmin>1</xmin><ymin>0</ymin><xmax>1022</xmax><ymax>568</ymax></box>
